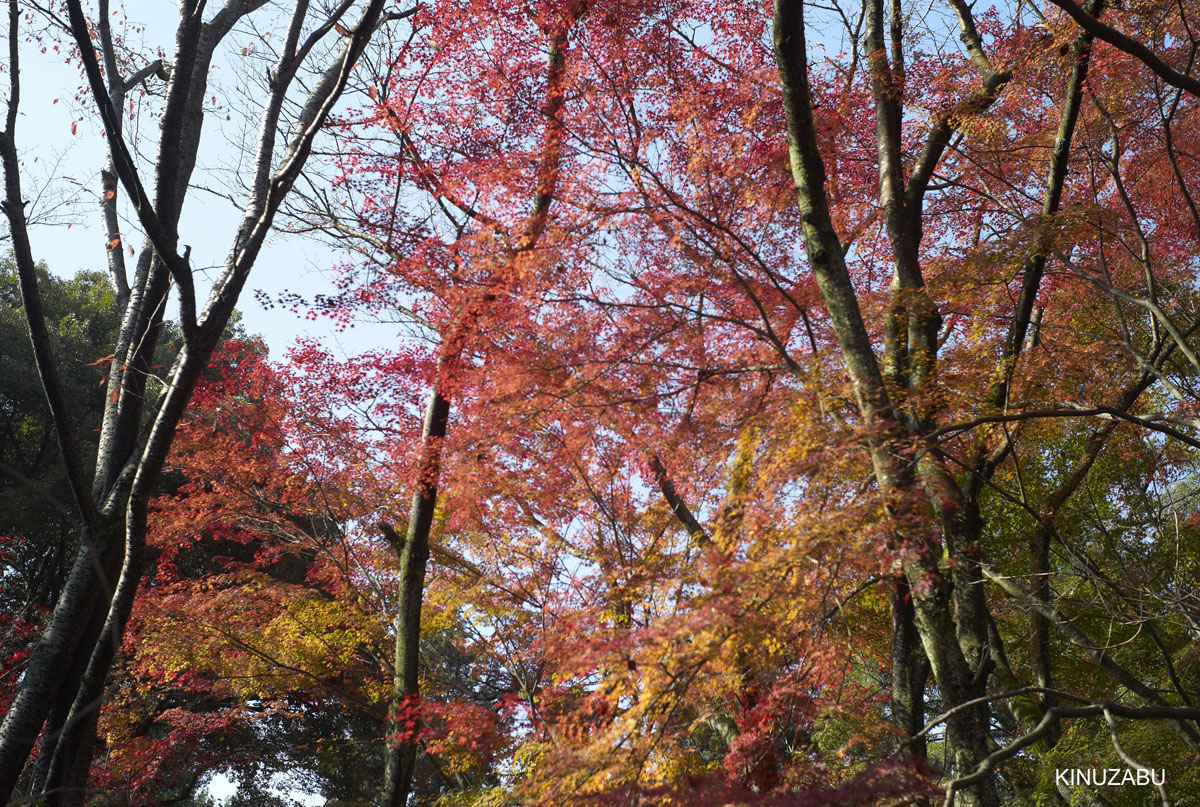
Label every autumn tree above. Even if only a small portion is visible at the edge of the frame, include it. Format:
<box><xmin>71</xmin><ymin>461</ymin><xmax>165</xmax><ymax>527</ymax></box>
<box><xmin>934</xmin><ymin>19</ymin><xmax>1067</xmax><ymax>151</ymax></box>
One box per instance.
<box><xmin>282</xmin><ymin>0</ymin><xmax>600</xmax><ymax>799</ymax></box>
<box><xmin>768</xmin><ymin>0</ymin><xmax>1200</xmax><ymax>801</ymax></box>
<box><xmin>289</xmin><ymin>0</ymin><xmax>928</xmax><ymax>802</ymax></box>
<box><xmin>95</xmin><ymin>335</ymin><xmax>519</xmax><ymax>804</ymax></box>
<box><xmin>94</xmin><ymin>338</ymin><xmax>388</xmax><ymax>805</ymax></box>
<box><xmin>5</xmin><ymin>0</ymin><xmax>1200</xmax><ymax>803</ymax></box>
<box><xmin>317</xmin><ymin>0</ymin><xmax>1200</xmax><ymax>801</ymax></box>
<box><xmin>0</xmin><ymin>1</ymin><xmax>400</xmax><ymax>803</ymax></box>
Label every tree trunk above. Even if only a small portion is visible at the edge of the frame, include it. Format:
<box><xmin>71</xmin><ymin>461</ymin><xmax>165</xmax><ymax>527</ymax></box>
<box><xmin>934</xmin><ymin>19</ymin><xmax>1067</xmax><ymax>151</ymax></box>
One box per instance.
<box><xmin>0</xmin><ymin>535</ymin><xmax>116</xmax><ymax>799</ymax></box>
<box><xmin>891</xmin><ymin>576</ymin><xmax>929</xmax><ymax>757</ymax></box>
<box><xmin>772</xmin><ymin>3</ymin><xmax>998</xmax><ymax>802</ymax></box>
<box><xmin>30</xmin><ymin>550</ymin><xmax>121</xmax><ymax>795</ymax></box>
<box><xmin>381</xmin><ymin>384</ymin><xmax>451</xmax><ymax>807</ymax></box>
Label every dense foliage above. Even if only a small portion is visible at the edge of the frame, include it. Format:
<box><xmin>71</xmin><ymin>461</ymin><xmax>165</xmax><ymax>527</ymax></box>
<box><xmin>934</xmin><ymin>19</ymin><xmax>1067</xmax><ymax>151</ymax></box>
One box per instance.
<box><xmin>4</xmin><ymin>0</ymin><xmax>1200</xmax><ymax>805</ymax></box>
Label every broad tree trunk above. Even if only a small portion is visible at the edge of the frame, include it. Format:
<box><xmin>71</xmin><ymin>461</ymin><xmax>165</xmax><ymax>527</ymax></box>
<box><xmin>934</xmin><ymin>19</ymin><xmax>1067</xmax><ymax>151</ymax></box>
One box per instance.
<box><xmin>30</xmin><ymin>551</ymin><xmax>121</xmax><ymax>795</ymax></box>
<box><xmin>0</xmin><ymin>543</ymin><xmax>108</xmax><ymax>798</ymax></box>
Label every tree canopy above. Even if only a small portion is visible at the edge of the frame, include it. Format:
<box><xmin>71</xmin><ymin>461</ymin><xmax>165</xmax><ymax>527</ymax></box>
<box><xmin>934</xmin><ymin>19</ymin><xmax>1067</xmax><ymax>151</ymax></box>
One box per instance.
<box><xmin>4</xmin><ymin>0</ymin><xmax>1200</xmax><ymax>805</ymax></box>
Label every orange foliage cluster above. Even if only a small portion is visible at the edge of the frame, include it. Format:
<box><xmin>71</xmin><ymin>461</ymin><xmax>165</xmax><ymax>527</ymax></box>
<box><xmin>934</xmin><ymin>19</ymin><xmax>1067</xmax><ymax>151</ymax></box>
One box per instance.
<box><xmin>74</xmin><ymin>0</ymin><xmax>1200</xmax><ymax>802</ymax></box>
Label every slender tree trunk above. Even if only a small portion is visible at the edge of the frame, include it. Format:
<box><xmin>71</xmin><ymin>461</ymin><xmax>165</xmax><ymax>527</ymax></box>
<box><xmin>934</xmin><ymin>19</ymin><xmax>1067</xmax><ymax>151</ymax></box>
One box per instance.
<box><xmin>375</xmin><ymin>10</ymin><xmax>577</xmax><ymax>798</ymax></box>
<box><xmin>1029</xmin><ymin>523</ymin><xmax>1055</xmax><ymax>684</ymax></box>
<box><xmin>1027</xmin><ymin>420</ymin><xmax>1119</xmax><ymax>745</ymax></box>
<box><xmin>381</xmin><ymin>384</ymin><xmax>451</xmax><ymax>807</ymax></box>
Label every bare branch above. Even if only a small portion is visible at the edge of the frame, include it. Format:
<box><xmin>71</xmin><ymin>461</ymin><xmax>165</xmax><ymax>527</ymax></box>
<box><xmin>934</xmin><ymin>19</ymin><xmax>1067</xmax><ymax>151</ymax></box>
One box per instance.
<box><xmin>64</xmin><ymin>0</ymin><xmax>199</xmax><ymax>342</ymax></box>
